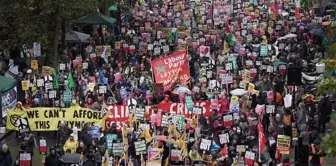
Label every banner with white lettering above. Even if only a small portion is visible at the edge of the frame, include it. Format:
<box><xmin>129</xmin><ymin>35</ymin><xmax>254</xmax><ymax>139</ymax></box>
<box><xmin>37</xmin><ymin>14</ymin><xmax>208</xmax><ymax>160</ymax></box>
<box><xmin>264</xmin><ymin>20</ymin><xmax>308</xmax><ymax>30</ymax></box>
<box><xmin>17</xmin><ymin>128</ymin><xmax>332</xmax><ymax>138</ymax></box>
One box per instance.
<box><xmin>199</xmin><ymin>137</ymin><xmax>212</xmax><ymax>153</ymax></box>
<box><xmin>112</xmin><ymin>139</ymin><xmax>123</xmax><ymax>156</ymax></box>
<box><xmin>218</xmin><ymin>131</ymin><xmax>230</xmax><ymax>145</ymax></box>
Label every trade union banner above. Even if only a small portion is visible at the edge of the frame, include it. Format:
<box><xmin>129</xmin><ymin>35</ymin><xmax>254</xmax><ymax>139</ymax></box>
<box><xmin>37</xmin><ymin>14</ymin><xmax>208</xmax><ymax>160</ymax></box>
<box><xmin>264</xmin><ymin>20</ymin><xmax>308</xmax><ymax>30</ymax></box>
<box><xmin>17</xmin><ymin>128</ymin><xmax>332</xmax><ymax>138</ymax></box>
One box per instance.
<box><xmin>151</xmin><ymin>50</ymin><xmax>190</xmax><ymax>91</ymax></box>
<box><xmin>6</xmin><ymin>107</ymin><xmax>104</xmax><ymax>131</ymax></box>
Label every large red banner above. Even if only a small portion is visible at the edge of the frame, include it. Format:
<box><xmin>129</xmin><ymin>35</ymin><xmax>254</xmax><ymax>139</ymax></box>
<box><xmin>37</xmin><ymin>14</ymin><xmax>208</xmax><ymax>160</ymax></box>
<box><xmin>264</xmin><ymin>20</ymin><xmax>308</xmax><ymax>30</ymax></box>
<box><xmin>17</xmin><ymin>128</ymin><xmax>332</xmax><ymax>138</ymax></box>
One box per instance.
<box><xmin>105</xmin><ymin>101</ymin><xmax>211</xmax><ymax>130</ymax></box>
<box><xmin>151</xmin><ymin>50</ymin><xmax>190</xmax><ymax>91</ymax></box>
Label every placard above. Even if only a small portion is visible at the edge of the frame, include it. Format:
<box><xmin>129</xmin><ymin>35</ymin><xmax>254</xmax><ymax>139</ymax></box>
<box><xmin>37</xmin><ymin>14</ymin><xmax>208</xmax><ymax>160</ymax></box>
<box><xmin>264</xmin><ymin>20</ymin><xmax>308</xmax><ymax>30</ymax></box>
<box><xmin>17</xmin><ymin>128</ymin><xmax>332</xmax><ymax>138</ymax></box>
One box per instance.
<box><xmin>19</xmin><ymin>152</ymin><xmax>32</xmax><ymax>166</ymax></box>
<box><xmin>48</xmin><ymin>90</ymin><xmax>57</xmax><ymax>99</ymax></box>
<box><xmin>185</xmin><ymin>95</ymin><xmax>193</xmax><ymax>111</ymax></box>
<box><xmin>135</xmin><ymin>139</ymin><xmax>147</xmax><ymax>155</ymax></box>
<box><xmin>63</xmin><ymin>90</ymin><xmax>73</xmax><ymax>104</ymax></box>
<box><xmin>170</xmin><ymin>149</ymin><xmax>182</xmax><ymax>161</ymax></box>
<box><xmin>31</xmin><ymin>60</ymin><xmax>38</xmax><ymax>70</ymax></box>
<box><xmin>42</xmin><ymin>66</ymin><xmax>53</xmax><ymax>76</ymax></box>
<box><xmin>45</xmin><ymin>82</ymin><xmax>53</xmax><ymax>90</ymax></box>
<box><xmin>161</xmin><ymin>113</ymin><xmax>170</xmax><ymax>127</ymax></box>
<box><xmin>223</xmin><ymin>113</ymin><xmax>234</xmax><ymax>127</ymax></box>
<box><xmin>260</xmin><ymin>44</ymin><xmax>268</xmax><ymax>56</ymax></box>
<box><xmin>199</xmin><ymin>137</ymin><xmax>212</xmax><ymax>153</ymax></box>
<box><xmin>225</xmin><ymin>63</ymin><xmax>233</xmax><ymax>71</ymax></box>
<box><xmin>244</xmin><ymin>150</ymin><xmax>255</xmax><ymax>166</ymax></box>
<box><xmin>36</xmin><ymin>79</ymin><xmax>44</xmax><ymax>87</ymax></box>
<box><xmin>21</xmin><ymin>81</ymin><xmax>30</xmax><ymax>91</ymax></box>
<box><xmin>39</xmin><ymin>138</ymin><xmax>47</xmax><ymax>155</ymax></box>
<box><xmin>112</xmin><ymin>139</ymin><xmax>123</xmax><ymax>156</ymax></box>
<box><xmin>135</xmin><ymin>105</ymin><xmax>145</xmax><ymax>121</ymax></box>
<box><xmin>193</xmin><ymin>106</ymin><xmax>204</xmax><ymax>114</ymax></box>
<box><xmin>59</xmin><ymin>63</ymin><xmax>66</xmax><ymax>71</ymax></box>
<box><xmin>229</xmin><ymin>101</ymin><xmax>239</xmax><ymax>113</ymax></box>
<box><xmin>266</xmin><ymin>105</ymin><xmax>275</xmax><ymax>114</ymax></box>
<box><xmin>106</xmin><ymin>134</ymin><xmax>114</xmax><ymax>154</ymax></box>
<box><xmin>277</xmin><ymin>135</ymin><xmax>291</xmax><ymax>154</ymax></box>
<box><xmin>221</xmin><ymin>74</ymin><xmax>233</xmax><ymax>84</ymax></box>
<box><xmin>99</xmin><ymin>85</ymin><xmax>107</xmax><ymax>94</ymax></box>
<box><xmin>218</xmin><ymin>132</ymin><xmax>230</xmax><ymax>145</ymax></box>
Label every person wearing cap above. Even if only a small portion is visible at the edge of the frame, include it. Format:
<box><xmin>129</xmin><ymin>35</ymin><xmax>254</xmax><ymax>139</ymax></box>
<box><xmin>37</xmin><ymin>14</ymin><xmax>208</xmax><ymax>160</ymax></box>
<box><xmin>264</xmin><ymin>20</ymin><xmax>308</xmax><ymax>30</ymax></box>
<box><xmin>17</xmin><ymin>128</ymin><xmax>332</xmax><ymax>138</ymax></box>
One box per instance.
<box><xmin>63</xmin><ymin>133</ymin><xmax>78</xmax><ymax>153</ymax></box>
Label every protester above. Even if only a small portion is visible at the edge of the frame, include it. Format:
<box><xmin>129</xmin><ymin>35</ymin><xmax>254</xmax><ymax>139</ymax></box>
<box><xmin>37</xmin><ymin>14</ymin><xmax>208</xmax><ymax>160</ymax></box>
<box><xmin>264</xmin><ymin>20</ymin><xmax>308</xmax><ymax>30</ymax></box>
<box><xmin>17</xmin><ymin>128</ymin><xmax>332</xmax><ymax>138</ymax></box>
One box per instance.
<box><xmin>43</xmin><ymin>146</ymin><xmax>60</xmax><ymax>166</ymax></box>
<box><xmin>63</xmin><ymin>134</ymin><xmax>78</xmax><ymax>153</ymax></box>
<box><xmin>0</xmin><ymin>144</ymin><xmax>12</xmax><ymax>166</ymax></box>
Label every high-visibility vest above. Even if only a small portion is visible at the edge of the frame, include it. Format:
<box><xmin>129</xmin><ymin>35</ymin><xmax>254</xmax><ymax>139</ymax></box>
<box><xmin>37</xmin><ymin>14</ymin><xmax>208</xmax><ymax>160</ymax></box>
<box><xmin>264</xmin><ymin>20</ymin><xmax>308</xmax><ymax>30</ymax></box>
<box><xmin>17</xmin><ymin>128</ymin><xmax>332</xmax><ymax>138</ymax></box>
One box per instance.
<box><xmin>309</xmin><ymin>144</ymin><xmax>324</xmax><ymax>164</ymax></box>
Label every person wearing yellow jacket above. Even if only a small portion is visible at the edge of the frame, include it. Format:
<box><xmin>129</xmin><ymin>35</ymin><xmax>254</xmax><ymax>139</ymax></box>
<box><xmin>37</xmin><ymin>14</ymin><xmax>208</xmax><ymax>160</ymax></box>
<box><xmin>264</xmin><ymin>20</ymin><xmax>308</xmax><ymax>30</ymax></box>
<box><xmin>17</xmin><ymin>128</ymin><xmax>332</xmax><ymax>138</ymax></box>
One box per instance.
<box><xmin>63</xmin><ymin>133</ymin><xmax>78</xmax><ymax>153</ymax></box>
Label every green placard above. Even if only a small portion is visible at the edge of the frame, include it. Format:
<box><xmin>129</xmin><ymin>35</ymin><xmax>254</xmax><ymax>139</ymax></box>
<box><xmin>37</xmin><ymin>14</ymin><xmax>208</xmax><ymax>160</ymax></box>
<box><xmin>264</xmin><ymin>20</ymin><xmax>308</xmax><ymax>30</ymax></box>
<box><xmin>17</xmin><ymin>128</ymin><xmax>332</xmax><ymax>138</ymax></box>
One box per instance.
<box><xmin>260</xmin><ymin>44</ymin><xmax>268</xmax><ymax>56</ymax></box>
<box><xmin>185</xmin><ymin>95</ymin><xmax>193</xmax><ymax>111</ymax></box>
<box><xmin>62</xmin><ymin>90</ymin><xmax>72</xmax><ymax>104</ymax></box>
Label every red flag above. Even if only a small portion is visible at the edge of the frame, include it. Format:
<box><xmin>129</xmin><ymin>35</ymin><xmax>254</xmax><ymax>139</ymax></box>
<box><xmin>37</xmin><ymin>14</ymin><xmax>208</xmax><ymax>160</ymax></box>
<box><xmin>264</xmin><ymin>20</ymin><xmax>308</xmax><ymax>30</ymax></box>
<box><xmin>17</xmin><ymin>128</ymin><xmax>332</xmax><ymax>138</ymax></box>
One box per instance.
<box><xmin>225</xmin><ymin>22</ymin><xmax>231</xmax><ymax>33</ymax></box>
<box><xmin>295</xmin><ymin>8</ymin><xmax>301</xmax><ymax>20</ymax></box>
<box><xmin>258</xmin><ymin>119</ymin><xmax>267</xmax><ymax>153</ymax></box>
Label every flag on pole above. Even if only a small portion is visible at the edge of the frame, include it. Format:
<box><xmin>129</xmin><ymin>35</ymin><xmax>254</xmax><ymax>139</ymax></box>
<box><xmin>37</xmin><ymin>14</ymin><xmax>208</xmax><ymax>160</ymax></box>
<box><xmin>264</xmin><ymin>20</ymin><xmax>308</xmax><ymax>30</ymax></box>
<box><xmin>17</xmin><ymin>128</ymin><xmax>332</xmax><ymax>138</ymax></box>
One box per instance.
<box><xmin>258</xmin><ymin>119</ymin><xmax>267</xmax><ymax>161</ymax></box>
<box><xmin>67</xmin><ymin>70</ymin><xmax>75</xmax><ymax>90</ymax></box>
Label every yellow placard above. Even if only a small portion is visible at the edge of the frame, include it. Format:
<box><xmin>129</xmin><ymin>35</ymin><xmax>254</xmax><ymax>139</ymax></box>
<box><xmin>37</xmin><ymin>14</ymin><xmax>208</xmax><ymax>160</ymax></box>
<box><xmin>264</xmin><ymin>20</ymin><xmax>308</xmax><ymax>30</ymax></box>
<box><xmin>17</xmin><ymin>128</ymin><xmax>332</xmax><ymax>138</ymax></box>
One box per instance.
<box><xmin>115</xmin><ymin>42</ymin><xmax>121</xmax><ymax>50</ymax></box>
<box><xmin>88</xmin><ymin>83</ymin><xmax>96</xmax><ymax>92</ymax></box>
<box><xmin>21</xmin><ymin>80</ymin><xmax>30</xmax><ymax>91</ymax></box>
<box><xmin>42</xmin><ymin>66</ymin><xmax>54</xmax><ymax>75</ymax></box>
<box><xmin>105</xmin><ymin>45</ymin><xmax>112</xmax><ymax>56</ymax></box>
<box><xmin>6</xmin><ymin>107</ymin><xmax>105</xmax><ymax>131</ymax></box>
<box><xmin>248</xmin><ymin>83</ymin><xmax>255</xmax><ymax>92</ymax></box>
<box><xmin>31</xmin><ymin>60</ymin><xmax>38</xmax><ymax>70</ymax></box>
<box><xmin>277</xmin><ymin>135</ymin><xmax>291</xmax><ymax>155</ymax></box>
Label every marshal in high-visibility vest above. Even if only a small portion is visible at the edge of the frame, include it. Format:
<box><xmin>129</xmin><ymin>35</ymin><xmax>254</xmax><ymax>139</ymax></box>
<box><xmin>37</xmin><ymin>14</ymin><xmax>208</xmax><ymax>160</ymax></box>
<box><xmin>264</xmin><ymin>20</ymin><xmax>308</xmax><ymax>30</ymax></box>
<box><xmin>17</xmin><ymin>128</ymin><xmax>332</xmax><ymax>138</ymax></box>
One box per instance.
<box><xmin>308</xmin><ymin>144</ymin><xmax>326</xmax><ymax>166</ymax></box>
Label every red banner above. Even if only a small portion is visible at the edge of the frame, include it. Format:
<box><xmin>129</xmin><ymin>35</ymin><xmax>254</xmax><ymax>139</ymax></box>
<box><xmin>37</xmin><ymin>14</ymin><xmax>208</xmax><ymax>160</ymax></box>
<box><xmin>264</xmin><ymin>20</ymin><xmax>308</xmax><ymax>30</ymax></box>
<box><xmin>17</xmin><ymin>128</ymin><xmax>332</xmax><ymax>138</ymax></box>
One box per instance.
<box><xmin>151</xmin><ymin>50</ymin><xmax>190</xmax><ymax>91</ymax></box>
<box><xmin>105</xmin><ymin>101</ymin><xmax>211</xmax><ymax>131</ymax></box>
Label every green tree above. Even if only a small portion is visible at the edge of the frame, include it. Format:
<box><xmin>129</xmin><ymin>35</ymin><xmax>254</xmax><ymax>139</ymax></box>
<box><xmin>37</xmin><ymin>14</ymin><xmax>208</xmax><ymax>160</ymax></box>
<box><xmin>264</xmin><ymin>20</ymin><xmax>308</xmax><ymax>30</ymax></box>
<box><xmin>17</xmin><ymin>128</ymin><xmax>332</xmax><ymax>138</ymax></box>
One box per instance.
<box><xmin>0</xmin><ymin>0</ymin><xmax>98</xmax><ymax>67</ymax></box>
<box><xmin>319</xmin><ymin>43</ymin><xmax>336</xmax><ymax>157</ymax></box>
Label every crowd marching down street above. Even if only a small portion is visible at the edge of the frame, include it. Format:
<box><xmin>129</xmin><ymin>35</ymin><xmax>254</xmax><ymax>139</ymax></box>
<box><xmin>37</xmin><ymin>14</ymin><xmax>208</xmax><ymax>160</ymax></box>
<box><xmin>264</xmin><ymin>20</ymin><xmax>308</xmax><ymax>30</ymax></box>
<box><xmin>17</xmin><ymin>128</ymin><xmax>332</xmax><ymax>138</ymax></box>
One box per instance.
<box><xmin>0</xmin><ymin>0</ymin><xmax>336</xmax><ymax>166</ymax></box>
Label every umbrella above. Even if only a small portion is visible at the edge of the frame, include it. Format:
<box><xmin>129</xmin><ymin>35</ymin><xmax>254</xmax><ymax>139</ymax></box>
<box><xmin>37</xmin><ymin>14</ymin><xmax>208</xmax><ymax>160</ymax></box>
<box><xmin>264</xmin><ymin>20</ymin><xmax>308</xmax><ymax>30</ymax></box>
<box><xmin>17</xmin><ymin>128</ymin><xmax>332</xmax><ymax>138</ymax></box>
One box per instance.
<box><xmin>172</xmin><ymin>86</ymin><xmax>191</xmax><ymax>94</ymax></box>
<box><xmin>309</xmin><ymin>28</ymin><xmax>325</xmax><ymax>36</ymax></box>
<box><xmin>108</xmin><ymin>5</ymin><xmax>117</xmax><ymax>11</ymax></box>
<box><xmin>277</xmin><ymin>34</ymin><xmax>297</xmax><ymax>40</ymax></box>
<box><xmin>230</xmin><ymin>89</ymin><xmax>247</xmax><ymax>96</ymax></box>
<box><xmin>72</xmin><ymin>13</ymin><xmax>116</xmax><ymax>25</ymax></box>
<box><xmin>59</xmin><ymin>153</ymin><xmax>87</xmax><ymax>164</ymax></box>
<box><xmin>65</xmin><ymin>31</ymin><xmax>90</xmax><ymax>43</ymax></box>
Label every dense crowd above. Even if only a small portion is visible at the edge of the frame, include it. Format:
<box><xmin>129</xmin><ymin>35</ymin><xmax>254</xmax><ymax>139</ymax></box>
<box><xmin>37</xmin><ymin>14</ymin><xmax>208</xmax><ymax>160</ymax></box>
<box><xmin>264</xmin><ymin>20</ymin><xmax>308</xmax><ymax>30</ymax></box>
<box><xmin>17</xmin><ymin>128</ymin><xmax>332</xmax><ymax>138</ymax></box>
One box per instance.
<box><xmin>1</xmin><ymin>0</ymin><xmax>336</xmax><ymax>166</ymax></box>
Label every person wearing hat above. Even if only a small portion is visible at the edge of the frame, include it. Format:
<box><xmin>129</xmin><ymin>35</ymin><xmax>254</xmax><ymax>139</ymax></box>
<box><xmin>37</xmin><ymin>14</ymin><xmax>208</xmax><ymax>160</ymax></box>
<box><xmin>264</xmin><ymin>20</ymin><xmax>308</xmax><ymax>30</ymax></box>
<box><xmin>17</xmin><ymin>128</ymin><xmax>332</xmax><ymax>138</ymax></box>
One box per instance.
<box><xmin>43</xmin><ymin>146</ymin><xmax>60</xmax><ymax>166</ymax></box>
<box><xmin>63</xmin><ymin>133</ymin><xmax>78</xmax><ymax>153</ymax></box>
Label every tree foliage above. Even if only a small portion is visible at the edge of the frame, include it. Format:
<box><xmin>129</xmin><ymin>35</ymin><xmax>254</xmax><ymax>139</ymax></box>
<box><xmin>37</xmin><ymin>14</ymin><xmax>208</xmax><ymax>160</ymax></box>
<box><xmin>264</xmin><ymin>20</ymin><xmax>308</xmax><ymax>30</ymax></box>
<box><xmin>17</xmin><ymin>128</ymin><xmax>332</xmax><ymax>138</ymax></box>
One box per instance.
<box><xmin>319</xmin><ymin>43</ymin><xmax>336</xmax><ymax>156</ymax></box>
<box><xmin>0</xmin><ymin>0</ymin><xmax>98</xmax><ymax>65</ymax></box>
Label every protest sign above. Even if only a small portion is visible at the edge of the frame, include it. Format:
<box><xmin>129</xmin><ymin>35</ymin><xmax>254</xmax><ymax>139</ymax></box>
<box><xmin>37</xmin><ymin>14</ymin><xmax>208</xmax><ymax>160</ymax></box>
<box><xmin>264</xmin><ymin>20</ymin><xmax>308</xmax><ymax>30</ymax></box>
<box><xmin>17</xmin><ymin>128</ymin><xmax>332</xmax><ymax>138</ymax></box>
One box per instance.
<box><xmin>223</xmin><ymin>113</ymin><xmax>234</xmax><ymax>127</ymax></box>
<box><xmin>244</xmin><ymin>150</ymin><xmax>255</xmax><ymax>166</ymax></box>
<box><xmin>229</xmin><ymin>101</ymin><xmax>239</xmax><ymax>113</ymax></box>
<box><xmin>266</xmin><ymin>105</ymin><xmax>275</xmax><ymax>114</ymax></box>
<box><xmin>91</xmin><ymin>126</ymin><xmax>100</xmax><ymax>139</ymax></box>
<box><xmin>218</xmin><ymin>131</ymin><xmax>230</xmax><ymax>145</ymax></box>
<box><xmin>199</xmin><ymin>137</ymin><xmax>212</xmax><ymax>153</ymax></box>
<box><xmin>151</xmin><ymin>50</ymin><xmax>190</xmax><ymax>91</ymax></box>
<box><xmin>21</xmin><ymin>81</ymin><xmax>29</xmax><ymax>91</ymax></box>
<box><xmin>2</xmin><ymin>87</ymin><xmax>17</xmax><ymax>117</ymax></box>
<box><xmin>135</xmin><ymin>105</ymin><xmax>145</xmax><ymax>121</ymax></box>
<box><xmin>106</xmin><ymin>134</ymin><xmax>117</xmax><ymax>154</ymax></box>
<box><xmin>185</xmin><ymin>95</ymin><xmax>193</xmax><ymax>111</ymax></box>
<box><xmin>170</xmin><ymin>149</ymin><xmax>182</xmax><ymax>161</ymax></box>
<box><xmin>62</xmin><ymin>90</ymin><xmax>73</xmax><ymax>104</ymax></box>
<box><xmin>19</xmin><ymin>151</ymin><xmax>32</xmax><ymax>166</ymax></box>
<box><xmin>6</xmin><ymin>107</ymin><xmax>104</xmax><ymax>131</ymax></box>
<box><xmin>42</xmin><ymin>66</ymin><xmax>54</xmax><ymax>76</ymax></box>
<box><xmin>112</xmin><ymin>139</ymin><xmax>123</xmax><ymax>156</ymax></box>
<box><xmin>39</xmin><ymin>138</ymin><xmax>47</xmax><ymax>155</ymax></box>
<box><xmin>135</xmin><ymin>139</ymin><xmax>147</xmax><ymax>155</ymax></box>
<box><xmin>31</xmin><ymin>60</ymin><xmax>38</xmax><ymax>70</ymax></box>
<box><xmin>259</xmin><ymin>44</ymin><xmax>268</xmax><ymax>56</ymax></box>
<box><xmin>277</xmin><ymin>135</ymin><xmax>291</xmax><ymax>154</ymax></box>
<box><xmin>161</xmin><ymin>113</ymin><xmax>170</xmax><ymax>128</ymax></box>
<box><xmin>148</xmin><ymin>148</ymin><xmax>162</xmax><ymax>166</ymax></box>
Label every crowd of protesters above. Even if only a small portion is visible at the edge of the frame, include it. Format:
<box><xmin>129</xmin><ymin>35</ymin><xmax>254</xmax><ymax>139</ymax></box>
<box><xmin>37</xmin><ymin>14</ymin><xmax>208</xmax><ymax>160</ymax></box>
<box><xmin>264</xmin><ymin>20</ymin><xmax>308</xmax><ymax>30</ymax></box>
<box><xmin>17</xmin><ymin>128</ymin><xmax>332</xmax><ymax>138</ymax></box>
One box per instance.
<box><xmin>1</xmin><ymin>0</ymin><xmax>336</xmax><ymax>166</ymax></box>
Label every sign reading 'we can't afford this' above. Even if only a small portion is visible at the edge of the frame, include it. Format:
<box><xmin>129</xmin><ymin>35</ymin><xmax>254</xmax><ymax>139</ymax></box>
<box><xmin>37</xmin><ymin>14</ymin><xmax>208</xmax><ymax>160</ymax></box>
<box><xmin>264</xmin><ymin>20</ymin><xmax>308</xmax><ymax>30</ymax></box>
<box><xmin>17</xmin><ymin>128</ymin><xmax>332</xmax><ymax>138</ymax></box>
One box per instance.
<box><xmin>6</xmin><ymin>107</ymin><xmax>104</xmax><ymax>131</ymax></box>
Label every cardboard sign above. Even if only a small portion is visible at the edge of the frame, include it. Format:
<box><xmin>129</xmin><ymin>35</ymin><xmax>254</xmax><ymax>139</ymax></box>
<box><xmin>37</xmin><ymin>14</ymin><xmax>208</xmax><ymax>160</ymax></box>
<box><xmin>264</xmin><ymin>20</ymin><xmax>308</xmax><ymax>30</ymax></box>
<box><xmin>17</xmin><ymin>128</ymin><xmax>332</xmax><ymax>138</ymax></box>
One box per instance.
<box><xmin>135</xmin><ymin>105</ymin><xmax>145</xmax><ymax>121</ymax></box>
<box><xmin>199</xmin><ymin>137</ymin><xmax>212</xmax><ymax>153</ymax></box>
<box><xmin>266</xmin><ymin>105</ymin><xmax>275</xmax><ymax>114</ymax></box>
<box><xmin>277</xmin><ymin>135</ymin><xmax>291</xmax><ymax>154</ymax></box>
<box><xmin>21</xmin><ymin>81</ymin><xmax>30</xmax><ymax>91</ymax></box>
<box><xmin>218</xmin><ymin>132</ymin><xmax>230</xmax><ymax>145</ymax></box>
<box><xmin>19</xmin><ymin>152</ymin><xmax>32</xmax><ymax>166</ymax></box>
<box><xmin>31</xmin><ymin>60</ymin><xmax>38</xmax><ymax>70</ymax></box>
<box><xmin>112</xmin><ymin>139</ymin><xmax>123</xmax><ymax>156</ymax></box>
<box><xmin>39</xmin><ymin>138</ymin><xmax>47</xmax><ymax>155</ymax></box>
<box><xmin>135</xmin><ymin>139</ymin><xmax>147</xmax><ymax>155</ymax></box>
<box><xmin>223</xmin><ymin>113</ymin><xmax>234</xmax><ymax>127</ymax></box>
